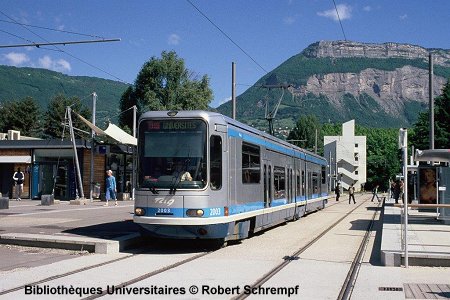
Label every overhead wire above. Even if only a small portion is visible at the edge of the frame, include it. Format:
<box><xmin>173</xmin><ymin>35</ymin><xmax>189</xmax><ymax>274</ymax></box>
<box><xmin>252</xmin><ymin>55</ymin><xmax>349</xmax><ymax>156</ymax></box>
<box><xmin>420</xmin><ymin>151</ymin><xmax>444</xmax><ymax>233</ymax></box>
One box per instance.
<box><xmin>0</xmin><ymin>10</ymin><xmax>130</xmax><ymax>84</ymax></box>
<box><xmin>186</xmin><ymin>0</ymin><xmax>268</xmax><ymax>74</ymax></box>
<box><xmin>0</xmin><ymin>19</ymin><xmax>105</xmax><ymax>39</ymax></box>
<box><xmin>332</xmin><ymin>0</ymin><xmax>347</xmax><ymax>41</ymax></box>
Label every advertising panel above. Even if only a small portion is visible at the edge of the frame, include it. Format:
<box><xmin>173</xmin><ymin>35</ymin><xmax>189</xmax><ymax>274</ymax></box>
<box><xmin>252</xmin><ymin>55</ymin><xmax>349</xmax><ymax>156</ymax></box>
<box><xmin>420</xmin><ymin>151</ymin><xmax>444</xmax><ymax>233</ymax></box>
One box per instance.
<box><xmin>419</xmin><ymin>167</ymin><xmax>437</xmax><ymax>204</ymax></box>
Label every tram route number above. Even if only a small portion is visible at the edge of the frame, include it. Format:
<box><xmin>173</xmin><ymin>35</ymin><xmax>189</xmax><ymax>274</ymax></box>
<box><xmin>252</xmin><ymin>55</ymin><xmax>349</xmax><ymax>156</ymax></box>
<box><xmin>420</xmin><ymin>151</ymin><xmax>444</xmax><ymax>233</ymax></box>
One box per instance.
<box><xmin>209</xmin><ymin>207</ymin><xmax>221</xmax><ymax>216</ymax></box>
<box><xmin>157</xmin><ymin>208</ymin><xmax>172</xmax><ymax>214</ymax></box>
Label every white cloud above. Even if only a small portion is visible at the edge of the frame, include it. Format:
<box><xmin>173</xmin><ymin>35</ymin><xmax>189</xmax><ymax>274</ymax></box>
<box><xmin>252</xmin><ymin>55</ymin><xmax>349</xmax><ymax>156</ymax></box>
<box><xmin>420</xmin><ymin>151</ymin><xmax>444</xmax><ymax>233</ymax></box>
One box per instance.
<box><xmin>3</xmin><ymin>52</ymin><xmax>30</xmax><ymax>66</ymax></box>
<box><xmin>38</xmin><ymin>55</ymin><xmax>52</xmax><ymax>69</ymax></box>
<box><xmin>363</xmin><ymin>6</ymin><xmax>372</xmax><ymax>12</ymax></box>
<box><xmin>283</xmin><ymin>16</ymin><xmax>296</xmax><ymax>25</ymax></box>
<box><xmin>168</xmin><ymin>33</ymin><xmax>181</xmax><ymax>45</ymax></box>
<box><xmin>56</xmin><ymin>59</ymin><xmax>71</xmax><ymax>71</ymax></box>
<box><xmin>399</xmin><ymin>14</ymin><xmax>408</xmax><ymax>20</ymax></box>
<box><xmin>38</xmin><ymin>55</ymin><xmax>71</xmax><ymax>72</ymax></box>
<box><xmin>317</xmin><ymin>4</ymin><xmax>352</xmax><ymax>21</ymax></box>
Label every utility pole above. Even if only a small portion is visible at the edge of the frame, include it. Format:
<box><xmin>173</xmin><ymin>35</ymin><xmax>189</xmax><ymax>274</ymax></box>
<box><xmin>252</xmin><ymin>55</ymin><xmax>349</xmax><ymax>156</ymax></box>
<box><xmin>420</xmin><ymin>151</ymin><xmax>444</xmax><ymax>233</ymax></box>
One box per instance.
<box><xmin>132</xmin><ymin>105</ymin><xmax>137</xmax><ymax>201</ymax></box>
<box><xmin>232</xmin><ymin>62</ymin><xmax>236</xmax><ymax>120</ymax></box>
<box><xmin>399</xmin><ymin>128</ymin><xmax>409</xmax><ymax>268</ymax></box>
<box><xmin>89</xmin><ymin>92</ymin><xmax>97</xmax><ymax>201</ymax></box>
<box><xmin>429</xmin><ymin>52</ymin><xmax>434</xmax><ymax>150</ymax></box>
<box><xmin>315</xmin><ymin>128</ymin><xmax>318</xmax><ymax>154</ymax></box>
<box><xmin>67</xmin><ymin>106</ymin><xmax>84</xmax><ymax>200</ymax></box>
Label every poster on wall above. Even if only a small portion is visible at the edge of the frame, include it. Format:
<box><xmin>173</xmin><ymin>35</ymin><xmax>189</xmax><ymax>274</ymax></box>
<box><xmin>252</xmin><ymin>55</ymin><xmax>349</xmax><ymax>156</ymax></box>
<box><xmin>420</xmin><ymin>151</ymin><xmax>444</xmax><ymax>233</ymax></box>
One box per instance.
<box><xmin>419</xmin><ymin>167</ymin><xmax>437</xmax><ymax>204</ymax></box>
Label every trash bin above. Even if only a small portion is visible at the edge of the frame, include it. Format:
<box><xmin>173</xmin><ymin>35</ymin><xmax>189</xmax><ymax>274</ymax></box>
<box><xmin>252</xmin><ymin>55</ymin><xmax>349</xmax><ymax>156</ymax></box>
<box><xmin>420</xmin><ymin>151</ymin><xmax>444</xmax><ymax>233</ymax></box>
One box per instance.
<box><xmin>41</xmin><ymin>194</ymin><xmax>54</xmax><ymax>206</ymax></box>
<box><xmin>93</xmin><ymin>183</ymin><xmax>101</xmax><ymax>199</ymax></box>
<box><xmin>0</xmin><ymin>197</ymin><xmax>9</xmax><ymax>209</ymax></box>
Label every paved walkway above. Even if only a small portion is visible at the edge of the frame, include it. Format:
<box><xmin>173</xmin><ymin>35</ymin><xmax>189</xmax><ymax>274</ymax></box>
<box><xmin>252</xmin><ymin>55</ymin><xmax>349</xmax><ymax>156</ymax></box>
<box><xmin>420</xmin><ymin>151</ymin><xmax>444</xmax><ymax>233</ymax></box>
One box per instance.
<box><xmin>381</xmin><ymin>197</ymin><xmax>450</xmax><ymax>267</ymax></box>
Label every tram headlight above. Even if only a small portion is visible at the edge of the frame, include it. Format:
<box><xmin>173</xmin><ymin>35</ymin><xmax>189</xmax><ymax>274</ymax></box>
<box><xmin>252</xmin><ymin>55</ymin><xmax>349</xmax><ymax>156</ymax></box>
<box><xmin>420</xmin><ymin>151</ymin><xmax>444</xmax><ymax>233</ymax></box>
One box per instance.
<box><xmin>135</xmin><ymin>207</ymin><xmax>146</xmax><ymax>216</ymax></box>
<box><xmin>186</xmin><ymin>209</ymin><xmax>204</xmax><ymax>217</ymax></box>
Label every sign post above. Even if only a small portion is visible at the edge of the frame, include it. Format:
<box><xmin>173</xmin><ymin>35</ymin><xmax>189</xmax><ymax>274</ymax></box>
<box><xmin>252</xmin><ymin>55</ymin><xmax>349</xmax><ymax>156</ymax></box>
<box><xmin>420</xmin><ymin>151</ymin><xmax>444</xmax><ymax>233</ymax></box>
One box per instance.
<box><xmin>399</xmin><ymin>128</ymin><xmax>409</xmax><ymax>268</ymax></box>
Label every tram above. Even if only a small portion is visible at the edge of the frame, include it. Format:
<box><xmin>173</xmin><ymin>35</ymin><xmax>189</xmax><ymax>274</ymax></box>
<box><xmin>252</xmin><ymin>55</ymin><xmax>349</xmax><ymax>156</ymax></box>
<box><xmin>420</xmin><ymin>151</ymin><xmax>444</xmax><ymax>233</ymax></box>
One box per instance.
<box><xmin>134</xmin><ymin>110</ymin><xmax>329</xmax><ymax>242</ymax></box>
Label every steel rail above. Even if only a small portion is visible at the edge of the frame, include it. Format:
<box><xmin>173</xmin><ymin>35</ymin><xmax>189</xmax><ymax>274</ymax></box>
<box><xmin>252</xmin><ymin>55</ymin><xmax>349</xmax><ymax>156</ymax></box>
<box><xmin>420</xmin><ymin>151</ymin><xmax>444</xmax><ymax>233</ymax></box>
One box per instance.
<box><xmin>233</xmin><ymin>198</ymin><xmax>371</xmax><ymax>300</ymax></box>
<box><xmin>337</xmin><ymin>201</ymin><xmax>381</xmax><ymax>300</ymax></box>
<box><xmin>82</xmin><ymin>251</ymin><xmax>212</xmax><ymax>299</ymax></box>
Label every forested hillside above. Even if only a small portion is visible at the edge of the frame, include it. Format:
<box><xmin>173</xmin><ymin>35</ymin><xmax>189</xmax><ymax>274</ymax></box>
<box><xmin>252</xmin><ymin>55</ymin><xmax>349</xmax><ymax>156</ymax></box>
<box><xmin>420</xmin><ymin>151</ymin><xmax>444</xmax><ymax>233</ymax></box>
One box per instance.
<box><xmin>0</xmin><ymin>65</ymin><xmax>129</xmax><ymax>118</ymax></box>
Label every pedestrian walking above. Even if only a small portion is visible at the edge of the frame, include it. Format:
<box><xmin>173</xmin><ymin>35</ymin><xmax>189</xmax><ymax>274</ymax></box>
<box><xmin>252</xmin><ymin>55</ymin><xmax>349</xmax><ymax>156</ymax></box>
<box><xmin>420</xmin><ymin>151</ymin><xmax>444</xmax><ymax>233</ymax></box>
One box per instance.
<box><xmin>399</xmin><ymin>180</ymin><xmax>405</xmax><ymax>203</ymax></box>
<box><xmin>389</xmin><ymin>179</ymin><xmax>394</xmax><ymax>199</ymax></box>
<box><xmin>348</xmin><ymin>183</ymin><xmax>356</xmax><ymax>204</ymax></box>
<box><xmin>335</xmin><ymin>182</ymin><xmax>341</xmax><ymax>201</ymax></box>
<box><xmin>12</xmin><ymin>167</ymin><xmax>25</xmax><ymax>201</ymax></box>
<box><xmin>105</xmin><ymin>170</ymin><xmax>117</xmax><ymax>206</ymax></box>
<box><xmin>371</xmin><ymin>184</ymin><xmax>380</xmax><ymax>202</ymax></box>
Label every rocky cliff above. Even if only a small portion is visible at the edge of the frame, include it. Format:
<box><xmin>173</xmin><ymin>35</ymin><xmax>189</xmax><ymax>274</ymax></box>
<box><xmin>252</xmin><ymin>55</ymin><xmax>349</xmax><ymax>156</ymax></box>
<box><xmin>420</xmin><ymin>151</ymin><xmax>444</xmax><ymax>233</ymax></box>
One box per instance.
<box><xmin>298</xmin><ymin>66</ymin><xmax>447</xmax><ymax>115</ymax></box>
<box><xmin>302</xmin><ymin>40</ymin><xmax>450</xmax><ymax>67</ymax></box>
<box><xmin>218</xmin><ymin>40</ymin><xmax>450</xmax><ymax>128</ymax></box>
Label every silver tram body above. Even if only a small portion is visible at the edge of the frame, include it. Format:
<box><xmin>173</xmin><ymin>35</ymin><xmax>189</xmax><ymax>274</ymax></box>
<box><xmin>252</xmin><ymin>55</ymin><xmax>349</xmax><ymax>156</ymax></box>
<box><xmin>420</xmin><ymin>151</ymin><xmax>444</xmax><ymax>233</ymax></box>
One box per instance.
<box><xmin>134</xmin><ymin>110</ymin><xmax>329</xmax><ymax>241</ymax></box>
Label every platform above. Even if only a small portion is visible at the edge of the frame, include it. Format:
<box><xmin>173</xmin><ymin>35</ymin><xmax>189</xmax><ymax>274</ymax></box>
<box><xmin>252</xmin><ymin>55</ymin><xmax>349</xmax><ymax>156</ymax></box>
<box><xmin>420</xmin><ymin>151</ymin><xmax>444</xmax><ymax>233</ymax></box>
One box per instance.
<box><xmin>381</xmin><ymin>197</ymin><xmax>450</xmax><ymax>267</ymax></box>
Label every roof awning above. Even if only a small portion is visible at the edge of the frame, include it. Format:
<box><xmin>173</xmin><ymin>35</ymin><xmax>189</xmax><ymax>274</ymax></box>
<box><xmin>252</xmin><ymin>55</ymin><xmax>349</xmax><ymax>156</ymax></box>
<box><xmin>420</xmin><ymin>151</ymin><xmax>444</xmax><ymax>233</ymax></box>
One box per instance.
<box><xmin>415</xmin><ymin>149</ymin><xmax>450</xmax><ymax>162</ymax></box>
<box><xmin>0</xmin><ymin>155</ymin><xmax>32</xmax><ymax>163</ymax></box>
<box><xmin>75</xmin><ymin>113</ymin><xmax>137</xmax><ymax>146</ymax></box>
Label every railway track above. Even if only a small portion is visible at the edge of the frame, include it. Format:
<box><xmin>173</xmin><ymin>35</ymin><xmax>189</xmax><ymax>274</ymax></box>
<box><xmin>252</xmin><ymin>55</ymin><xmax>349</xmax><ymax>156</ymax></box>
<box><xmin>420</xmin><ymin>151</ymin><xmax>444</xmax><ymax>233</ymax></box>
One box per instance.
<box><xmin>2</xmin><ymin>197</ymin><xmax>379</xmax><ymax>299</ymax></box>
<box><xmin>233</xmin><ymin>198</ymin><xmax>382</xmax><ymax>300</ymax></box>
<box><xmin>0</xmin><ymin>243</ymin><xmax>216</xmax><ymax>298</ymax></box>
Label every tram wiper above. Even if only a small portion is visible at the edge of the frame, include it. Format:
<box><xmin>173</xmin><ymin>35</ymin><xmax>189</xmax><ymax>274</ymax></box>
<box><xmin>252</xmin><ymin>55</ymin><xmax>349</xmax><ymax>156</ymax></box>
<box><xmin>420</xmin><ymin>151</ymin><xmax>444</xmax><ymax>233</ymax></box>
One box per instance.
<box><xmin>150</xmin><ymin>186</ymin><xmax>159</xmax><ymax>194</ymax></box>
<box><xmin>169</xmin><ymin>157</ymin><xmax>191</xmax><ymax>195</ymax></box>
<box><xmin>144</xmin><ymin>180</ymin><xmax>159</xmax><ymax>194</ymax></box>
<box><xmin>169</xmin><ymin>175</ymin><xmax>181</xmax><ymax>195</ymax></box>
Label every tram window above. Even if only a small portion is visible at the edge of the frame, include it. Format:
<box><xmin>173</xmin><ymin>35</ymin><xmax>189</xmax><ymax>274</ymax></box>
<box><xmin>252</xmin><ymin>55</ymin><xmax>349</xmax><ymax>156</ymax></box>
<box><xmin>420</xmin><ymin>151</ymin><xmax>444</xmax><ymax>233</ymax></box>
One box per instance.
<box><xmin>210</xmin><ymin>135</ymin><xmax>222</xmax><ymax>190</ymax></box>
<box><xmin>312</xmin><ymin>172</ymin><xmax>319</xmax><ymax>194</ymax></box>
<box><xmin>242</xmin><ymin>142</ymin><xmax>260</xmax><ymax>184</ymax></box>
<box><xmin>321</xmin><ymin>166</ymin><xmax>326</xmax><ymax>184</ymax></box>
<box><xmin>274</xmin><ymin>166</ymin><xmax>285</xmax><ymax>199</ymax></box>
<box><xmin>296</xmin><ymin>173</ymin><xmax>301</xmax><ymax>196</ymax></box>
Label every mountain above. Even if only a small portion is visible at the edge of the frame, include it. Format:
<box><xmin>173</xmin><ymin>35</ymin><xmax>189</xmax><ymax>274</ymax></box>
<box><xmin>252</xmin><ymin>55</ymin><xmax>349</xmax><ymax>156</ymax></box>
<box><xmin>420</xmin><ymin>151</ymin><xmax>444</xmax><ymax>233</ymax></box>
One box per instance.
<box><xmin>217</xmin><ymin>41</ymin><xmax>450</xmax><ymax>130</ymax></box>
<box><xmin>0</xmin><ymin>65</ymin><xmax>130</xmax><ymax>121</ymax></box>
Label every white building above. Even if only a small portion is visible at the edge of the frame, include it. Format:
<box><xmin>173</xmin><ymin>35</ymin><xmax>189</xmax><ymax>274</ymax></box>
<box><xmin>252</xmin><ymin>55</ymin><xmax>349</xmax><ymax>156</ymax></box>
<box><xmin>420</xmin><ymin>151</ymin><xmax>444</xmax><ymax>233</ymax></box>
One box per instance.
<box><xmin>324</xmin><ymin>120</ymin><xmax>367</xmax><ymax>192</ymax></box>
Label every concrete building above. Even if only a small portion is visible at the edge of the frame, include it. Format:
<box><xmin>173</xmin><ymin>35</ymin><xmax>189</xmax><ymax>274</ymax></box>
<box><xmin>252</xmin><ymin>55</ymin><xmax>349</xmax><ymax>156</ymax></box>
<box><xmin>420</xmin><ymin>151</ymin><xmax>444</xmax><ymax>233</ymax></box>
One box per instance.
<box><xmin>324</xmin><ymin>120</ymin><xmax>367</xmax><ymax>192</ymax></box>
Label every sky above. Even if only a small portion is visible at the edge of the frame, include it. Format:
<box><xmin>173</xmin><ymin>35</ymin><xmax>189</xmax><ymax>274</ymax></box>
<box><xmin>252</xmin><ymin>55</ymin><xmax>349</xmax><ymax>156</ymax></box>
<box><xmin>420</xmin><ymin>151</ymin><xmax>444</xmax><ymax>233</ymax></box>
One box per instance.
<box><xmin>0</xmin><ymin>1</ymin><xmax>449</xmax><ymax>108</ymax></box>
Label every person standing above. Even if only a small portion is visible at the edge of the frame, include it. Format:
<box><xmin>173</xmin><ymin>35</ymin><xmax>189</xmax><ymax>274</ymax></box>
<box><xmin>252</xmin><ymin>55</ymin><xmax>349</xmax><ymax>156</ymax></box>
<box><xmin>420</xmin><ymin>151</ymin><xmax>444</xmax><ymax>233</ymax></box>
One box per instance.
<box><xmin>335</xmin><ymin>182</ymin><xmax>341</xmax><ymax>201</ymax></box>
<box><xmin>105</xmin><ymin>170</ymin><xmax>117</xmax><ymax>206</ymax></box>
<box><xmin>12</xmin><ymin>167</ymin><xmax>25</xmax><ymax>201</ymax></box>
<box><xmin>393</xmin><ymin>181</ymin><xmax>400</xmax><ymax>204</ymax></box>
<box><xmin>348</xmin><ymin>183</ymin><xmax>356</xmax><ymax>204</ymax></box>
<box><xmin>371</xmin><ymin>184</ymin><xmax>380</xmax><ymax>202</ymax></box>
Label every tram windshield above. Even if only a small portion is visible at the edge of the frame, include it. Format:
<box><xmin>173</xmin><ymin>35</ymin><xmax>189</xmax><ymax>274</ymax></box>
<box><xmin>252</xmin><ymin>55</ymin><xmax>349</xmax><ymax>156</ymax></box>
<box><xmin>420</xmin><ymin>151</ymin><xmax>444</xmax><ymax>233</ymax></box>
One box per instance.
<box><xmin>138</xmin><ymin>119</ymin><xmax>207</xmax><ymax>190</ymax></box>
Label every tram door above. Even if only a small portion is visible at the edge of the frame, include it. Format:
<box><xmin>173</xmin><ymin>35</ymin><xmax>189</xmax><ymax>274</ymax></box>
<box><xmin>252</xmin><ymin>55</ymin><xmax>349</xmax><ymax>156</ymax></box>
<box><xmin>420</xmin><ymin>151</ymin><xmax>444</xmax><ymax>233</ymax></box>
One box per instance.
<box><xmin>263</xmin><ymin>160</ymin><xmax>272</xmax><ymax>208</ymax></box>
<box><xmin>287</xmin><ymin>166</ymin><xmax>293</xmax><ymax>203</ymax></box>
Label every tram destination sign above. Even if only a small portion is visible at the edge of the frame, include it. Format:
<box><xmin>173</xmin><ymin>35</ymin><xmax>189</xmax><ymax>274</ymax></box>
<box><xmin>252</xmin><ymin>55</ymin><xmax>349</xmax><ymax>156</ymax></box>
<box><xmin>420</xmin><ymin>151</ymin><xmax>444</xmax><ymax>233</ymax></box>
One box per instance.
<box><xmin>147</xmin><ymin>120</ymin><xmax>201</xmax><ymax>131</ymax></box>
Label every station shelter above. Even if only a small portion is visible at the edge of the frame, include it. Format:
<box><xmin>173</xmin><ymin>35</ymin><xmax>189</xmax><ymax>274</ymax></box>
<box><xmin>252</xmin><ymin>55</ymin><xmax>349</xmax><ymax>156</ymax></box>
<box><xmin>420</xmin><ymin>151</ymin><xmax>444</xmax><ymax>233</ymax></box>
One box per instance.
<box><xmin>0</xmin><ymin>138</ymin><xmax>133</xmax><ymax>200</ymax></box>
<box><xmin>409</xmin><ymin>149</ymin><xmax>450</xmax><ymax>221</ymax></box>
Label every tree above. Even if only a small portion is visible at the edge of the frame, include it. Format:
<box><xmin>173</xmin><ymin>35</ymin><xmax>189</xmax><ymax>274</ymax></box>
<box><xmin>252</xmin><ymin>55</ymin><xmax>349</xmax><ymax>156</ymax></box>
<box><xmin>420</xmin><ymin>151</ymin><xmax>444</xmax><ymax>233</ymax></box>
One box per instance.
<box><xmin>43</xmin><ymin>94</ymin><xmax>92</xmax><ymax>139</ymax></box>
<box><xmin>434</xmin><ymin>79</ymin><xmax>450</xmax><ymax>148</ymax></box>
<box><xmin>356</xmin><ymin>126</ymin><xmax>400</xmax><ymax>191</ymax></box>
<box><xmin>120</xmin><ymin>51</ymin><xmax>213</xmax><ymax>130</ymax></box>
<box><xmin>118</xmin><ymin>86</ymin><xmax>135</xmax><ymax>134</ymax></box>
<box><xmin>0</xmin><ymin>97</ymin><xmax>42</xmax><ymax>137</ymax></box>
<box><xmin>411</xmin><ymin>79</ymin><xmax>450</xmax><ymax>149</ymax></box>
<box><xmin>287</xmin><ymin>115</ymin><xmax>322</xmax><ymax>152</ymax></box>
